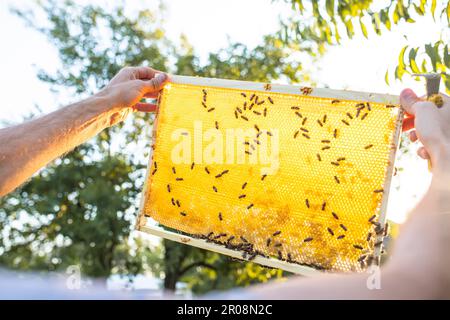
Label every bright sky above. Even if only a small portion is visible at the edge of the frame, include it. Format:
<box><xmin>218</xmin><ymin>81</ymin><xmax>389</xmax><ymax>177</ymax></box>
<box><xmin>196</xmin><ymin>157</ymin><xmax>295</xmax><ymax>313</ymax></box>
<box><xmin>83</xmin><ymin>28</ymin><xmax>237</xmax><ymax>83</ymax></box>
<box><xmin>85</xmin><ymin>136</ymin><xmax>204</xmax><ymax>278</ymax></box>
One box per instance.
<box><xmin>0</xmin><ymin>0</ymin><xmax>444</xmax><ymax>225</ymax></box>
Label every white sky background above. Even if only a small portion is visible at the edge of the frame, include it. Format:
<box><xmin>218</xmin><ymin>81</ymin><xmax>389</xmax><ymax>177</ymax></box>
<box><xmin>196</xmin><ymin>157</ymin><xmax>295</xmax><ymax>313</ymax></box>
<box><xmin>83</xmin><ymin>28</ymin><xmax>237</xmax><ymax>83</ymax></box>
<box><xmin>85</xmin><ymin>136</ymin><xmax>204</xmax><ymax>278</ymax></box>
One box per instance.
<box><xmin>0</xmin><ymin>0</ymin><xmax>445</xmax><ymax>226</ymax></box>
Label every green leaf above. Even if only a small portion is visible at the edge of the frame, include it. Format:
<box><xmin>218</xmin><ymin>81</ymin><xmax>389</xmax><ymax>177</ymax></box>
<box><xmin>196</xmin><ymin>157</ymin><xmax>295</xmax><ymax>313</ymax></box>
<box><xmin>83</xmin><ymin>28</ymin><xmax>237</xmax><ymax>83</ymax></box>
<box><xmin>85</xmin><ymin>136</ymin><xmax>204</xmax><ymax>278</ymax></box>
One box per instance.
<box><xmin>431</xmin><ymin>0</ymin><xmax>437</xmax><ymax>20</ymax></box>
<box><xmin>371</xmin><ymin>12</ymin><xmax>381</xmax><ymax>35</ymax></box>
<box><xmin>408</xmin><ymin>47</ymin><xmax>420</xmax><ymax>74</ymax></box>
<box><xmin>344</xmin><ymin>19</ymin><xmax>354</xmax><ymax>38</ymax></box>
<box><xmin>326</xmin><ymin>0</ymin><xmax>335</xmax><ymax>18</ymax></box>
<box><xmin>444</xmin><ymin>45</ymin><xmax>450</xmax><ymax>68</ymax></box>
<box><xmin>425</xmin><ymin>43</ymin><xmax>439</xmax><ymax>71</ymax></box>
<box><xmin>398</xmin><ymin>45</ymin><xmax>408</xmax><ymax>79</ymax></box>
<box><xmin>385</xmin><ymin>69</ymin><xmax>390</xmax><ymax>85</ymax></box>
<box><xmin>359</xmin><ymin>18</ymin><xmax>368</xmax><ymax>38</ymax></box>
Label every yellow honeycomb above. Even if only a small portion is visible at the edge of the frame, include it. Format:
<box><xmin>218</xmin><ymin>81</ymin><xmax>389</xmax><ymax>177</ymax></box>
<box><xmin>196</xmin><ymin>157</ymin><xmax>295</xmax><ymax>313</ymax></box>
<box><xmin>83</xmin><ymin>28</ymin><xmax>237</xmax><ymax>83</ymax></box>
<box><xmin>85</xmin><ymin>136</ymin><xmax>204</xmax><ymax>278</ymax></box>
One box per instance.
<box><xmin>141</xmin><ymin>82</ymin><xmax>402</xmax><ymax>272</ymax></box>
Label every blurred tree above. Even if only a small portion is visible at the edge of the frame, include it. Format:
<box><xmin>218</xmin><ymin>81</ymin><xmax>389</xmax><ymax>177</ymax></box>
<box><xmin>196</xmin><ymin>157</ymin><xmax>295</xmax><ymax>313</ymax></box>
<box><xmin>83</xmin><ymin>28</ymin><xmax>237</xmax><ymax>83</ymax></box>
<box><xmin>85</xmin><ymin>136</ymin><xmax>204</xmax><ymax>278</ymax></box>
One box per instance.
<box><xmin>1</xmin><ymin>0</ymin><xmax>303</xmax><ymax>294</ymax></box>
<box><xmin>279</xmin><ymin>0</ymin><xmax>449</xmax><ymax>92</ymax></box>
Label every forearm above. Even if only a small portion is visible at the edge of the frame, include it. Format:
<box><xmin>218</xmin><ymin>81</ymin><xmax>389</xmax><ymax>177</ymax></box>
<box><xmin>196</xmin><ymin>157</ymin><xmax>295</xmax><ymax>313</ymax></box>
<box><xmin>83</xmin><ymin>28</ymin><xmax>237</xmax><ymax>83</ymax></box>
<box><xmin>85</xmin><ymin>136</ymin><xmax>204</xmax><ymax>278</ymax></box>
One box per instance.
<box><xmin>0</xmin><ymin>92</ymin><xmax>118</xmax><ymax>196</ymax></box>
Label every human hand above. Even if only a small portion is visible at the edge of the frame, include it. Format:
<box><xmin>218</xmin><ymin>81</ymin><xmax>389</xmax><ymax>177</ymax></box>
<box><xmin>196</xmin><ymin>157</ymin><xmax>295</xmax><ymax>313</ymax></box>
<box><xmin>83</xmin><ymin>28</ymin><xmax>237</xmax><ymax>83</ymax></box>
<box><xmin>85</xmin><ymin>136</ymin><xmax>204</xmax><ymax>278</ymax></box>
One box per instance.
<box><xmin>99</xmin><ymin>66</ymin><xmax>170</xmax><ymax>113</ymax></box>
<box><xmin>401</xmin><ymin>89</ymin><xmax>450</xmax><ymax>168</ymax></box>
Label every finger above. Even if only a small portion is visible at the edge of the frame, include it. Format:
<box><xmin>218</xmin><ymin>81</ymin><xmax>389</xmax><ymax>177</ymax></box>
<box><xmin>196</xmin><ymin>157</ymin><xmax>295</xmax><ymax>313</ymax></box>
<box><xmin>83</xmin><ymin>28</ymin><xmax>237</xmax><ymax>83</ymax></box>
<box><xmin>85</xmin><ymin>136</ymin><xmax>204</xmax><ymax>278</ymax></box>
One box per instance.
<box><xmin>141</xmin><ymin>73</ymin><xmax>169</xmax><ymax>93</ymax></box>
<box><xmin>417</xmin><ymin>146</ymin><xmax>430</xmax><ymax>160</ymax></box>
<box><xmin>133</xmin><ymin>103</ymin><xmax>158</xmax><ymax>113</ymax></box>
<box><xmin>144</xmin><ymin>92</ymin><xmax>159</xmax><ymax>99</ymax></box>
<box><xmin>133</xmin><ymin>67</ymin><xmax>160</xmax><ymax>80</ymax></box>
<box><xmin>409</xmin><ymin>130</ymin><xmax>418</xmax><ymax>142</ymax></box>
<box><xmin>400</xmin><ymin>89</ymin><xmax>420</xmax><ymax>115</ymax></box>
<box><xmin>402</xmin><ymin>116</ymin><xmax>415</xmax><ymax>132</ymax></box>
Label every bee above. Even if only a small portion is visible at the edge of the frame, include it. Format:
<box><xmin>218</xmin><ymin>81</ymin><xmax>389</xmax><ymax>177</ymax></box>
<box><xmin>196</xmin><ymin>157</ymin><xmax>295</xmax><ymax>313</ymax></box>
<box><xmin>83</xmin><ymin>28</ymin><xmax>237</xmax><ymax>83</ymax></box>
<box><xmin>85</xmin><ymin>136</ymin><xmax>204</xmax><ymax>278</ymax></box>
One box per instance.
<box><xmin>274</xmin><ymin>242</ymin><xmax>283</xmax><ymax>248</ymax></box>
<box><xmin>341</xmin><ymin>119</ymin><xmax>350</xmax><ymax>126</ymax></box>
<box><xmin>254</xmin><ymin>96</ymin><xmax>259</xmax><ymax>105</ymax></box>
<box><xmin>206</xmin><ymin>232</ymin><xmax>214</xmax><ymax>239</ymax></box>
<box><xmin>346</xmin><ymin>112</ymin><xmax>354</xmax><ymax>119</ymax></box>
<box><xmin>358</xmin><ymin>255</ymin><xmax>367</xmax><ymax>263</ymax></box>
<box><xmin>248</xmin><ymin>103</ymin><xmax>255</xmax><ymax>110</ymax></box>
<box><xmin>257</xmin><ymin>100</ymin><xmax>265</xmax><ymax>106</ymax></box>
<box><xmin>204</xmin><ymin>167</ymin><xmax>211</xmax><ymax>175</ymax></box>
<box><xmin>337</xmin><ymin>235</ymin><xmax>345</xmax><ymax>240</ymax></box>
<box><xmin>264</xmin><ymin>108</ymin><xmax>268</xmax><ymax>117</ymax></box>
<box><xmin>340</xmin><ymin>224</ymin><xmax>348</xmax><ymax>232</ymax></box>
<box><xmin>215</xmin><ymin>170</ymin><xmax>229</xmax><ymax>178</ymax></box>
<box><xmin>331</xmin><ymin>161</ymin><xmax>340</xmax><ymax>166</ymax></box>
<box><xmin>332</xmin><ymin>212</ymin><xmax>339</xmax><ymax>220</ymax></box>
<box><xmin>202</xmin><ymin>102</ymin><xmax>208</xmax><ymax>109</ymax></box>
<box><xmin>241</xmin><ymin>116</ymin><xmax>249</xmax><ymax>121</ymax></box>
<box><xmin>213</xmin><ymin>186</ymin><xmax>218</xmax><ymax>193</ymax></box>
<box><xmin>331</xmin><ymin>99</ymin><xmax>341</xmax><ymax>104</ymax></box>
<box><xmin>322</xmin><ymin>146</ymin><xmax>331</xmax><ymax>151</ymax></box>
<box><xmin>207</xmin><ymin>108</ymin><xmax>215</xmax><ymax>113</ymax></box>
<box><xmin>264</xmin><ymin>84</ymin><xmax>272</xmax><ymax>91</ymax></box>
<box><xmin>386</xmin><ymin>104</ymin><xmax>396</xmax><ymax>108</ymax></box>
<box><xmin>333</xmin><ymin>129</ymin><xmax>338</xmax><ymax>139</ymax></box>
<box><xmin>176</xmin><ymin>200</ymin><xmax>181</xmax><ymax>208</ymax></box>
<box><xmin>266</xmin><ymin>131</ymin><xmax>273</xmax><ymax>137</ymax></box>
<box><xmin>254</xmin><ymin>125</ymin><xmax>260</xmax><ymax>132</ymax></box>
<box><xmin>219</xmin><ymin>213</ymin><xmax>223</xmax><ymax>221</ymax></box>
<box><xmin>248</xmin><ymin>252</ymin><xmax>257</xmax><ymax>261</ymax></box>
<box><xmin>368</xmin><ymin>215</ymin><xmax>376</xmax><ymax>222</ymax></box>
<box><xmin>172</xmin><ymin>167</ymin><xmax>177</xmax><ymax>174</ymax></box>
<box><xmin>334</xmin><ymin>176</ymin><xmax>340</xmax><ymax>184</ymax></box>
<box><xmin>240</xmin><ymin>236</ymin><xmax>248</xmax><ymax>243</ymax></box>
<box><xmin>356</xmin><ymin>108</ymin><xmax>362</xmax><ymax>118</ymax></box>
<box><xmin>302</xmin><ymin>117</ymin><xmax>308</xmax><ymax>126</ymax></box>
<box><xmin>238</xmin><ymin>194</ymin><xmax>246</xmax><ymax>199</ymax></box>
<box><xmin>323</xmin><ymin>115</ymin><xmax>327</xmax><ymax>123</ymax></box>
<box><xmin>152</xmin><ymin>168</ymin><xmax>157</xmax><ymax>175</ymax></box>
<box><xmin>366</xmin><ymin>102</ymin><xmax>371</xmax><ymax>111</ymax></box>
<box><xmin>355</xmin><ymin>103</ymin><xmax>365</xmax><ymax>109</ymax></box>
<box><xmin>374</xmin><ymin>241</ymin><xmax>383</xmax><ymax>247</ymax></box>
<box><xmin>365</xmin><ymin>144</ymin><xmax>374</xmax><ymax>150</ymax></box>
<box><xmin>374</xmin><ymin>189</ymin><xmax>384</xmax><ymax>194</ymax></box>
<box><xmin>304</xmin><ymin>237</ymin><xmax>313</xmax><ymax>242</ymax></box>
<box><xmin>384</xmin><ymin>223</ymin><xmax>390</xmax><ymax>236</ymax></box>
<box><xmin>266</xmin><ymin>238</ymin><xmax>271</xmax><ymax>247</ymax></box>
<box><xmin>234</xmin><ymin>111</ymin><xmax>239</xmax><ymax>119</ymax></box>
<box><xmin>287</xmin><ymin>253</ymin><xmax>292</xmax><ymax>261</ymax></box>
<box><xmin>301</xmin><ymin>128</ymin><xmax>309</xmax><ymax>133</ymax></box>
<box><xmin>317</xmin><ymin>154</ymin><xmax>322</xmax><ymax>161</ymax></box>
<box><xmin>241</xmin><ymin>93</ymin><xmax>247</xmax><ymax>98</ymax></box>
<box><xmin>202</xmin><ymin>89</ymin><xmax>208</xmax><ymax>96</ymax></box>
<box><xmin>317</xmin><ymin>119</ymin><xmax>323</xmax><ymax>127</ymax></box>
<box><xmin>253</xmin><ymin>111</ymin><xmax>262</xmax><ymax>116</ymax></box>
<box><xmin>322</xmin><ymin>140</ymin><xmax>331</xmax><ymax>143</ymax></box>
<box><xmin>295</xmin><ymin>112</ymin><xmax>303</xmax><ymax>118</ymax></box>
<box><xmin>242</xmin><ymin>182</ymin><xmax>248</xmax><ymax>190</ymax></box>
<box><xmin>291</xmin><ymin>106</ymin><xmax>300</xmax><ymax>110</ymax></box>
<box><xmin>167</xmin><ymin>184</ymin><xmax>171</xmax><ymax>193</ymax></box>
<box><xmin>171</xmin><ymin>198</ymin><xmax>176</xmax><ymax>206</ymax></box>
<box><xmin>294</xmin><ymin>131</ymin><xmax>300</xmax><ymax>139</ymax></box>
<box><xmin>327</xmin><ymin>228</ymin><xmax>335</xmax><ymax>236</ymax></box>
<box><xmin>322</xmin><ymin>202</ymin><xmax>327</xmax><ymax>211</ymax></box>
<box><xmin>367</xmin><ymin>233</ymin><xmax>372</xmax><ymax>242</ymax></box>
<box><xmin>235</xmin><ymin>107</ymin><xmax>243</xmax><ymax>114</ymax></box>
<box><xmin>353</xmin><ymin>244</ymin><xmax>364</xmax><ymax>250</ymax></box>
<box><xmin>250</xmin><ymin>94</ymin><xmax>256</xmax><ymax>101</ymax></box>
<box><xmin>261</xmin><ymin>174</ymin><xmax>268</xmax><ymax>181</ymax></box>
<box><xmin>180</xmin><ymin>212</ymin><xmax>187</xmax><ymax>217</ymax></box>
<box><xmin>361</xmin><ymin>113</ymin><xmax>368</xmax><ymax>120</ymax></box>
<box><xmin>245</xmin><ymin>151</ymin><xmax>252</xmax><ymax>155</ymax></box>
<box><xmin>191</xmin><ymin>162</ymin><xmax>195</xmax><ymax>170</ymax></box>
<box><xmin>273</xmin><ymin>231</ymin><xmax>282</xmax><ymax>237</ymax></box>
<box><xmin>337</xmin><ymin>157</ymin><xmax>346</xmax><ymax>162</ymax></box>
<box><xmin>176</xmin><ymin>178</ymin><xmax>184</xmax><ymax>181</ymax></box>
<box><xmin>278</xmin><ymin>251</ymin><xmax>283</xmax><ymax>260</ymax></box>
<box><xmin>303</xmin><ymin>133</ymin><xmax>311</xmax><ymax>139</ymax></box>
<box><xmin>301</xmin><ymin>87</ymin><xmax>313</xmax><ymax>95</ymax></box>
<box><xmin>254</xmin><ymin>139</ymin><xmax>261</xmax><ymax>145</ymax></box>
<box><xmin>247</xmin><ymin>204</ymin><xmax>254</xmax><ymax>210</ymax></box>
<box><xmin>227</xmin><ymin>236</ymin><xmax>235</xmax><ymax>243</ymax></box>
<box><xmin>305</xmin><ymin>199</ymin><xmax>310</xmax><ymax>208</ymax></box>
<box><xmin>268</xmin><ymin>97</ymin><xmax>274</xmax><ymax>104</ymax></box>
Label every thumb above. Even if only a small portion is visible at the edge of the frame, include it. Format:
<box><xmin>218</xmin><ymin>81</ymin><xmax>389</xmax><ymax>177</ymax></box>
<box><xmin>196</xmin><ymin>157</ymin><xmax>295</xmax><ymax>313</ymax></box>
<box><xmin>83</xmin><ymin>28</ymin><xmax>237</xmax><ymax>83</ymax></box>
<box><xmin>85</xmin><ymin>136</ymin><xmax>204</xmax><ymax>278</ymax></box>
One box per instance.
<box><xmin>400</xmin><ymin>88</ymin><xmax>420</xmax><ymax>115</ymax></box>
<box><xmin>142</xmin><ymin>73</ymin><xmax>169</xmax><ymax>93</ymax></box>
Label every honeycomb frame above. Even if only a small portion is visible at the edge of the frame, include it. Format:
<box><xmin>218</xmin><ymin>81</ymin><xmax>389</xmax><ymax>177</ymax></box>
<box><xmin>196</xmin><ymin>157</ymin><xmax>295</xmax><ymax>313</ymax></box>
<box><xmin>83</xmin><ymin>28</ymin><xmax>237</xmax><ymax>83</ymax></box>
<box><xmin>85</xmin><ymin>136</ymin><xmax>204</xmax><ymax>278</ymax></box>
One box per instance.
<box><xmin>137</xmin><ymin>75</ymin><xmax>403</xmax><ymax>275</ymax></box>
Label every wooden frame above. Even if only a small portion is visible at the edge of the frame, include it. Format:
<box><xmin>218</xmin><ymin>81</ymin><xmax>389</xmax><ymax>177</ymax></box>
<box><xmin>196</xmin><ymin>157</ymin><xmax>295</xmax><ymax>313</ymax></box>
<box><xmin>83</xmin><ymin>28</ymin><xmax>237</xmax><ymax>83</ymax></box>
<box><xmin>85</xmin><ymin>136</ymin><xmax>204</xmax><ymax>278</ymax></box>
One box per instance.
<box><xmin>136</xmin><ymin>75</ymin><xmax>403</xmax><ymax>275</ymax></box>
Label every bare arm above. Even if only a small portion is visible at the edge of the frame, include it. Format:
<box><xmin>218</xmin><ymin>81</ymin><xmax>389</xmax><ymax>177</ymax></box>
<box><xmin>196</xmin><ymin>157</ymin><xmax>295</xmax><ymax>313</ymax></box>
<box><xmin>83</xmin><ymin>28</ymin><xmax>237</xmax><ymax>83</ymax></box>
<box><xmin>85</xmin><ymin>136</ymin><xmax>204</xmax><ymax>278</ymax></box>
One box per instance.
<box><xmin>0</xmin><ymin>67</ymin><xmax>169</xmax><ymax>197</ymax></box>
<box><xmin>224</xmin><ymin>90</ymin><xmax>450</xmax><ymax>299</ymax></box>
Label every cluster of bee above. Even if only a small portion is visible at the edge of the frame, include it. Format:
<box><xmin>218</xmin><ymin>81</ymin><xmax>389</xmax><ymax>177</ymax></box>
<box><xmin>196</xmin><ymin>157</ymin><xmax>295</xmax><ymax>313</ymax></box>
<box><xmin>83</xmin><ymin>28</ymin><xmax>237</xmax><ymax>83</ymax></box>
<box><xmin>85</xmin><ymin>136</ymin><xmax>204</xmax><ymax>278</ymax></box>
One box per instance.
<box><xmin>155</xmin><ymin>87</ymin><xmax>395</xmax><ymax>272</ymax></box>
